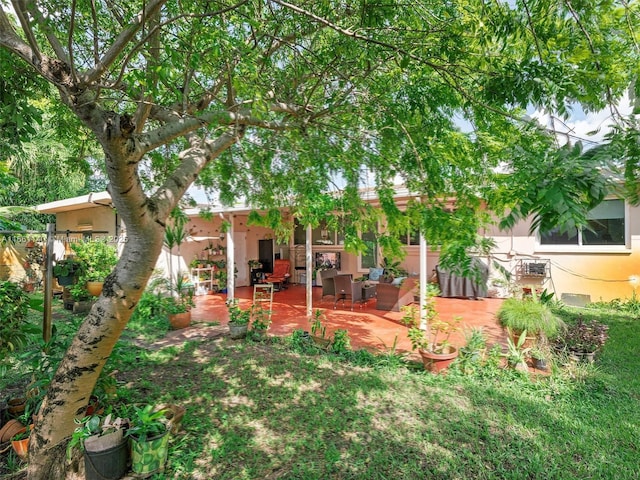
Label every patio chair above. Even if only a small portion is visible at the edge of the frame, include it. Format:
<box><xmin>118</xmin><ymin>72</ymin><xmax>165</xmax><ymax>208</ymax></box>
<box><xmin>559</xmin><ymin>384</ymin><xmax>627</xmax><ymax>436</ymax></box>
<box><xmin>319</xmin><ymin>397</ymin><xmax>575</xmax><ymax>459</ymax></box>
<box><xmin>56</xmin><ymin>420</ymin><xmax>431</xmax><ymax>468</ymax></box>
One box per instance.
<box><xmin>376</xmin><ymin>277</ymin><xmax>417</xmax><ymax>311</ymax></box>
<box><xmin>334</xmin><ymin>274</ymin><xmax>363</xmax><ymax>310</ymax></box>
<box><xmin>264</xmin><ymin>259</ymin><xmax>291</xmax><ymax>290</ymax></box>
<box><xmin>319</xmin><ymin>268</ymin><xmax>338</xmax><ymax>300</ymax></box>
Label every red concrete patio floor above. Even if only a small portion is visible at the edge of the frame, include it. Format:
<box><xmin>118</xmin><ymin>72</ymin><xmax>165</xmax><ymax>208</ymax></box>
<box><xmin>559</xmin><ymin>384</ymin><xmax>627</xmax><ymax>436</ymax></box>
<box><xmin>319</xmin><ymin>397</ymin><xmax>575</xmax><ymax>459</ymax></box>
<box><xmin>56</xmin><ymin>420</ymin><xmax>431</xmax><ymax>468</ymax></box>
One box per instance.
<box><xmin>191</xmin><ymin>285</ymin><xmax>506</xmax><ymax>356</ymax></box>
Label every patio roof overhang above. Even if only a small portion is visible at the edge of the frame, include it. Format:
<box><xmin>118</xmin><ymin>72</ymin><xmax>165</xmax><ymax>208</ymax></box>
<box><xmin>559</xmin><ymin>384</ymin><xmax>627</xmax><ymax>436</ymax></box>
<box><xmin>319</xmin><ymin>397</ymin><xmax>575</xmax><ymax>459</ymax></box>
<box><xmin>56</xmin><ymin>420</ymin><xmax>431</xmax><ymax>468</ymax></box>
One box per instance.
<box><xmin>35</xmin><ymin>191</ymin><xmax>114</xmax><ymax>213</ymax></box>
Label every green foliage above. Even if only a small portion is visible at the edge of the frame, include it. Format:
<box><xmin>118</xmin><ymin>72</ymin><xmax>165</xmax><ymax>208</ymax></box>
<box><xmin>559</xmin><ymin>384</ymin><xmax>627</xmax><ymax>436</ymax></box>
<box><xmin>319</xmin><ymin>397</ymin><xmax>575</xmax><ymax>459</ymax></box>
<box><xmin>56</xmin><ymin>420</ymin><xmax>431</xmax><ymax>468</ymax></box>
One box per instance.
<box><xmin>503</xmin><ymin>329</ymin><xmax>531</xmax><ymax>369</ymax></box>
<box><xmin>330</xmin><ymin>329</ymin><xmax>351</xmax><ymax>354</ymax></box>
<box><xmin>125</xmin><ymin>405</ymin><xmax>168</xmax><ymax>442</ymax></box>
<box><xmin>227</xmin><ymin>300</ymin><xmax>250</xmax><ymax>325</ymax></box>
<box><xmin>497</xmin><ymin>297</ymin><xmax>564</xmax><ymax>339</ymax></box>
<box><xmin>70</xmin><ymin>239</ymin><xmax>118</xmax><ymax>282</ymax></box>
<box><xmin>310</xmin><ymin>309</ymin><xmax>327</xmax><ymax>338</ymax></box>
<box><xmin>0</xmin><ymin>281</ymin><xmax>32</xmax><ymax>354</ymax></box>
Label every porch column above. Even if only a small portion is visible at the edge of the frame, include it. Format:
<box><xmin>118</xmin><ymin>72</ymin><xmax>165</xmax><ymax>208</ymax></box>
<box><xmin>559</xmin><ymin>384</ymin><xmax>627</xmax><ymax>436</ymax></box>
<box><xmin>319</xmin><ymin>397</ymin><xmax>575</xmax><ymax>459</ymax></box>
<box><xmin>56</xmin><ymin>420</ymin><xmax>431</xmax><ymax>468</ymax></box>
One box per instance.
<box><xmin>306</xmin><ymin>224</ymin><xmax>313</xmax><ymax>318</ymax></box>
<box><xmin>226</xmin><ymin>214</ymin><xmax>235</xmax><ymax>302</ymax></box>
<box><xmin>419</xmin><ymin>231</ymin><xmax>428</xmax><ymax>330</ymax></box>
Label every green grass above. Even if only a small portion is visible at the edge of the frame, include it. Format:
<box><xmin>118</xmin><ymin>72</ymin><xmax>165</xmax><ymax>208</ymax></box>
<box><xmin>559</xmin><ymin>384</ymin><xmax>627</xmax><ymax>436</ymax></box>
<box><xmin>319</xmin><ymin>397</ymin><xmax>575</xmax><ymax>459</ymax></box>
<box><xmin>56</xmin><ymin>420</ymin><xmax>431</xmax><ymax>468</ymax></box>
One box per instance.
<box><xmin>2</xmin><ymin>300</ymin><xmax>639</xmax><ymax>479</ymax></box>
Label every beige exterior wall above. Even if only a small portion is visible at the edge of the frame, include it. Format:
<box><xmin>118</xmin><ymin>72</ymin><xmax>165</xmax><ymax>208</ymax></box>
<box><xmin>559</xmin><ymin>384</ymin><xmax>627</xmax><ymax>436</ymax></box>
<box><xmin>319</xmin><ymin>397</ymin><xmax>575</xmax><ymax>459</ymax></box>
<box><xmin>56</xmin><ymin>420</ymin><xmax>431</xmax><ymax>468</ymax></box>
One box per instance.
<box><xmin>485</xmin><ymin>203</ymin><xmax>640</xmax><ymax>303</ymax></box>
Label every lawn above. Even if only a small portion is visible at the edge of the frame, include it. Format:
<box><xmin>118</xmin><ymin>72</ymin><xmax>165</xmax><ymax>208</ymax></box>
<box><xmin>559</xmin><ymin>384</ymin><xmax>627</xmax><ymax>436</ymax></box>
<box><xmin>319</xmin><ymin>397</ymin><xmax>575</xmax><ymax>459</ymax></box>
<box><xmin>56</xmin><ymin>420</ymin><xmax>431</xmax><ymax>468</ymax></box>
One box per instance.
<box><xmin>1</xmin><ymin>298</ymin><xmax>639</xmax><ymax>479</ymax></box>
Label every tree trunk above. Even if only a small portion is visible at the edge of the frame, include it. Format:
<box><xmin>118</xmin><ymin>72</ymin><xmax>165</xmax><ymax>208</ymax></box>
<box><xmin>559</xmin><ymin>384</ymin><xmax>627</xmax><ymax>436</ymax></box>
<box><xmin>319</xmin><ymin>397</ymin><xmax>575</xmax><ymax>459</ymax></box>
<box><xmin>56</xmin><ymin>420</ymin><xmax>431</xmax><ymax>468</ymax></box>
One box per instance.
<box><xmin>27</xmin><ymin>229</ymin><xmax>164</xmax><ymax>479</ymax></box>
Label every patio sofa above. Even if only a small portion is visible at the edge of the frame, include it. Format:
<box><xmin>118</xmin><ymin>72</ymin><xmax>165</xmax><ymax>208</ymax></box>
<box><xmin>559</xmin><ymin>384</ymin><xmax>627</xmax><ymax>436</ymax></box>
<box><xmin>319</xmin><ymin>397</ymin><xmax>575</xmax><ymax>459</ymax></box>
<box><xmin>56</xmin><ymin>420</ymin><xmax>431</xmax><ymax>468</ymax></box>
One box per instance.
<box><xmin>376</xmin><ymin>277</ymin><xmax>417</xmax><ymax>312</ymax></box>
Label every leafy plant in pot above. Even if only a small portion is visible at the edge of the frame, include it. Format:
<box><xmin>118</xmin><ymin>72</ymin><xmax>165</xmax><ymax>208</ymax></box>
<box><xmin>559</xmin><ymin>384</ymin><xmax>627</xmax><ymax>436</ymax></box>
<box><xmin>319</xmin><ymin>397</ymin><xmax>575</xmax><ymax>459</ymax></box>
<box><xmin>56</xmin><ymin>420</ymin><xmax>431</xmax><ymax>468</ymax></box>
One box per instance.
<box><xmin>125</xmin><ymin>405</ymin><xmax>171</xmax><ymax>477</ymax></box>
<box><xmin>70</xmin><ymin>239</ymin><xmax>118</xmax><ymax>296</ymax></box>
<box><xmin>53</xmin><ymin>257</ymin><xmax>82</xmax><ymax>286</ymax></box>
<box><xmin>556</xmin><ymin>315</ymin><xmax>609</xmax><ymax>363</ymax></box>
<box><xmin>165</xmin><ymin>274</ymin><xmax>195</xmax><ymax>329</ymax></box>
<box><xmin>503</xmin><ymin>328</ymin><xmax>531</xmax><ymax>372</ymax></box>
<box><xmin>309</xmin><ymin>309</ymin><xmax>331</xmax><ymax>349</ymax></box>
<box><xmin>67</xmin><ymin>413</ymin><xmax>130</xmax><ymax>480</ymax></box>
<box><xmin>227</xmin><ymin>299</ymin><xmax>250</xmax><ymax>339</ymax></box>
<box><xmin>403</xmin><ymin>297</ymin><xmax>461</xmax><ymax>373</ymax></box>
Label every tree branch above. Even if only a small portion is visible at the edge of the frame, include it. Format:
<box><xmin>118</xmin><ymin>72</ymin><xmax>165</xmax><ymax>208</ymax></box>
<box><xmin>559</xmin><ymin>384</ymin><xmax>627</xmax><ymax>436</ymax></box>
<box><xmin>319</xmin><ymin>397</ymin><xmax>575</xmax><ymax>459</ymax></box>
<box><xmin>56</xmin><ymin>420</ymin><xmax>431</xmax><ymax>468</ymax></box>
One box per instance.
<box><xmin>151</xmin><ymin>128</ymin><xmax>240</xmax><ymax>219</ymax></box>
<box><xmin>10</xmin><ymin>0</ymin><xmax>41</xmax><ymax>63</ymax></box>
<box><xmin>80</xmin><ymin>0</ymin><xmax>166</xmax><ymax>86</ymax></box>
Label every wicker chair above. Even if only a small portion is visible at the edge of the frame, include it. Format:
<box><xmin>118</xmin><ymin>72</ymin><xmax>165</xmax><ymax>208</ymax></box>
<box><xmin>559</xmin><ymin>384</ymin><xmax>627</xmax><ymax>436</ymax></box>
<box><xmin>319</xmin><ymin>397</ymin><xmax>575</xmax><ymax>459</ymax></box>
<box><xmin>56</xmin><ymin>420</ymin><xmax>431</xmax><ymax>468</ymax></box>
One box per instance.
<box><xmin>376</xmin><ymin>277</ymin><xmax>417</xmax><ymax>312</ymax></box>
<box><xmin>333</xmin><ymin>274</ymin><xmax>363</xmax><ymax>310</ymax></box>
<box><xmin>319</xmin><ymin>268</ymin><xmax>338</xmax><ymax>300</ymax></box>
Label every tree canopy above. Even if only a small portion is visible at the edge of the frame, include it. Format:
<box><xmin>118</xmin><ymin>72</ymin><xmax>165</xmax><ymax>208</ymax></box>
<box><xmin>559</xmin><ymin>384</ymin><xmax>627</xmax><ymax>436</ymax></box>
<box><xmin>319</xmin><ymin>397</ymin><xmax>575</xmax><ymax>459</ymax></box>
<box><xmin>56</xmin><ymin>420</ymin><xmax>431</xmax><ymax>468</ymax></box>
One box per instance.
<box><xmin>0</xmin><ymin>1</ymin><xmax>638</xmax><ymax>477</ymax></box>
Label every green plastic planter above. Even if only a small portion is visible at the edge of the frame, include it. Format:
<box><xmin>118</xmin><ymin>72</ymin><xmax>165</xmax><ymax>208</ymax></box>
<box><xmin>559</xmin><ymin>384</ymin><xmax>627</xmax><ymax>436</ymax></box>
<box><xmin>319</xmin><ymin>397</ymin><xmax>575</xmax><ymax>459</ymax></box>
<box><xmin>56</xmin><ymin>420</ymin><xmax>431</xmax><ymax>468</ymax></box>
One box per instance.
<box><xmin>130</xmin><ymin>430</ymin><xmax>170</xmax><ymax>476</ymax></box>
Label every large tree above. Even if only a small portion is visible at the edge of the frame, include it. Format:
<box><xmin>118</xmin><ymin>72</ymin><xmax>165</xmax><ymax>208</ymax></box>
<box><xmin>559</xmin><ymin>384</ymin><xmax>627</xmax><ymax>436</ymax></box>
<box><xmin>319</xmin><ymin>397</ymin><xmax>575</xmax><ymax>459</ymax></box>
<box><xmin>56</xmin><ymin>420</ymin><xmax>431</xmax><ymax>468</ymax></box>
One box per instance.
<box><xmin>0</xmin><ymin>1</ymin><xmax>637</xmax><ymax>477</ymax></box>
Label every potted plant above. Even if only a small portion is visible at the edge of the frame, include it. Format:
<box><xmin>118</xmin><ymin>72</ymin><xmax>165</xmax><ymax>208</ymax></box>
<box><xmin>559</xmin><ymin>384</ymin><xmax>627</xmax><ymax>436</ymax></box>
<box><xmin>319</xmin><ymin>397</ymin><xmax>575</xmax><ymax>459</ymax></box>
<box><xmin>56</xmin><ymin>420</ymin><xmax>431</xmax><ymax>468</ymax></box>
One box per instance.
<box><xmin>530</xmin><ymin>346</ymin><xmax>548</xmax><ymax>371</ymax></box>
<box><xmin>227</xmin><ymin>300</ymin><xmax>250</xmax><ymax>339</ymax></box>
<box><xmin>556</xmin><ymin>315</ymin><xmax>609</xmax><ymax>363</ymax></box>
<box><xmin>164</xmin><ymin>277</ymin><xmax>195</xmax><ymax>330</ymax></box>
<box><xmin>11</xmin><ymin>423</ymin><xmax>32</xmax><ymax>460</ymax></box>
<box><xmin>215</xmin><ymin>269</ymin><xmax>228</xmax><ymax>293</ymax></box>
<box><xmin>67</xmin><ymin>413</ymin><xmax>130</xmax><ymax>480</ymax></box>
<box><xmin>496</xmin><ymin>297</ymin><xmax>563</xmax><ymax>346</ymax></box>
<box><xmin>309</xmin><ymin>309</ymin><xmax>331</xmax><ymax>349</ymax></box>
<box><xmin>70</xmin><ymin>239</ymin><xmax>118</xmax><ymax>297</ymax></box>
<box><xmin>126</xmin><ymin>405</ymin><xmax>171</xmax><ymax>477</ymax></box>
<box><xmin>53</xmin><ymin>257</ymin><xmax>82</xmax><ymax>286</ymax></box>
<box><xmin>503</xmin><ymin>329</ymin><xmax>530</xmax><ymax>372</ymax></box>
<box><xmin>403</xmin><ymin>298</ymin><xmax>461</xmax><ymax>372</ymax></box>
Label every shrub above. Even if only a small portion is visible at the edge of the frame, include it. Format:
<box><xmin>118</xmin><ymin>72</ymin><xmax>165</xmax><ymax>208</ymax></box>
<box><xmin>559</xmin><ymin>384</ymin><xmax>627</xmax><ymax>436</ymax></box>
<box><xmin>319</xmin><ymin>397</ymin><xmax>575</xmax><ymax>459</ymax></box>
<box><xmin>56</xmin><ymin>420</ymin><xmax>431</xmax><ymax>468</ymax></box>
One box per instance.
<box><xmin>0</xmin><ymin>281</ymin><xmax>31</xmax><ymax>354</ymax></box>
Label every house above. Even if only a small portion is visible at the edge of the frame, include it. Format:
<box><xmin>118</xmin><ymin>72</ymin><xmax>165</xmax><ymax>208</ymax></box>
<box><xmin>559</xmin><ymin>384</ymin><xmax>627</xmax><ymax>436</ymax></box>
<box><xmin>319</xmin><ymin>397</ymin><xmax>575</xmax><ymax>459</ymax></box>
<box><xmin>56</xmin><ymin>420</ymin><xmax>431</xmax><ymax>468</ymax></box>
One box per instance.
<box><xmin>28</xmin><ymin>190</ymin><xmax>640</xmax><ymax>304</ymax></box>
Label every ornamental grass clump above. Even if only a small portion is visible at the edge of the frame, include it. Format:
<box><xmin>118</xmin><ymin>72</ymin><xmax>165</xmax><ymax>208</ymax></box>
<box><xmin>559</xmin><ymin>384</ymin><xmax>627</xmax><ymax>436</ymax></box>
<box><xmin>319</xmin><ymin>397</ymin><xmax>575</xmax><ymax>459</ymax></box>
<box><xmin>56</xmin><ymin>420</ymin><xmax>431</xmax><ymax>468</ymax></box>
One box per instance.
<box><xmin>497</xmin><ymin>297</ymin><xmax>564</xmax><ymax>340</ymax></box>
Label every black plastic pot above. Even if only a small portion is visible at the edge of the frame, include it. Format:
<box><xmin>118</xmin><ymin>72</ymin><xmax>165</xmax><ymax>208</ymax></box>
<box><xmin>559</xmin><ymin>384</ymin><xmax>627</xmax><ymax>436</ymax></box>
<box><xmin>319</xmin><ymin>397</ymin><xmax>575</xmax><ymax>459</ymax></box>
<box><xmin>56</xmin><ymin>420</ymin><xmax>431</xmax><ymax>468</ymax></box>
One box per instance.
<box><xmin>84</xmin><ymin>435</ymin><xmax>128</xmax><ymax>480</ymax></box>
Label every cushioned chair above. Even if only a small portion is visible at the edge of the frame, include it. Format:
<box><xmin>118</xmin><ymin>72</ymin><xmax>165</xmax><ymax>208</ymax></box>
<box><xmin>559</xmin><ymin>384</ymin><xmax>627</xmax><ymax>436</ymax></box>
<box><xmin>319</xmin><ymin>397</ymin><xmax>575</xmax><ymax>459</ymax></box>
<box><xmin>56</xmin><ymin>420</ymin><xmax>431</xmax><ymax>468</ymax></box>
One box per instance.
<box><xmin>265</xmin><ymin>259</ymin><xmax>291</xmax><ymax>290</ymax></box>
<box><xmin>376</xmin><ymin>277</ymin><xmax>417</xmax><ymax>311</ymax></box>
<box><xmin>319</xmin><ymin>268</ymin><xmax>338</xmax><ymax>300</ymax></box>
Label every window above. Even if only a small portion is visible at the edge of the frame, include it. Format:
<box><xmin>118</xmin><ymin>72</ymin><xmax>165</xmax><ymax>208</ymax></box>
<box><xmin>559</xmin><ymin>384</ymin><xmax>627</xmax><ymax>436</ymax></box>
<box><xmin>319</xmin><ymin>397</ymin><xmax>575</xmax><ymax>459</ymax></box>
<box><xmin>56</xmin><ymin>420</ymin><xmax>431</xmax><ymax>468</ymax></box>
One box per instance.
<box><xmin>398</xmin><ymin>228</ymin><xmax>420</xmax><ymax>246</ymax></box>
<box><xmin>540</xmin><ymin>199</ymin><xmax>626</xmax><ymax>247</ymax></box>
<box><xmin>294</xmin><ymin>219</ymin><xmax>341</xmax><ymax>245</ymax></box>
<box><xmin>360</xmin><ymin>230</ymin><xmax>378</xmax><ymax>269</ymax></box>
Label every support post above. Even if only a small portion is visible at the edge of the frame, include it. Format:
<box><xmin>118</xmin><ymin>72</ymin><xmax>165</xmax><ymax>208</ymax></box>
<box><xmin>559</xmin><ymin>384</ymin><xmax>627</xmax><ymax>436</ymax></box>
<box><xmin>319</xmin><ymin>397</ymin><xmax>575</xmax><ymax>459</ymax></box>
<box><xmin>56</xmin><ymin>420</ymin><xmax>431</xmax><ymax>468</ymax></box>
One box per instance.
<box><xmin>419</xmin><ymin>231</ymin><xmax>428</xmax><ymax>331</ymax></box>
<box><xmin>306</xmin><ymin>224</ymin><xmax>313</xmax><ymax>318</ymax></box>
<box><xmin>43</xmin><ymin>223</ymin><xmax>55</xmax><ymax>342</ymax></box>
<box><xmin>226</xmin><ymin>215</ymin><xmax>235</xmax><ymax>302</ymax></box>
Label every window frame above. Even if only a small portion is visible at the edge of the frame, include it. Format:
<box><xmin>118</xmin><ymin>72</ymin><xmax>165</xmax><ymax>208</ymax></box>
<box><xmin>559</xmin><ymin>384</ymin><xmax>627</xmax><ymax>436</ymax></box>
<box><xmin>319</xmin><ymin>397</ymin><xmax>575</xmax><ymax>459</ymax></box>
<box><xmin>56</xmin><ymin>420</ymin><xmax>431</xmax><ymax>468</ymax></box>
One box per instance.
<box><xmin>536</xmin><ymin>198</ymin><xmax>630</xmax><ymax>253</ymax></box>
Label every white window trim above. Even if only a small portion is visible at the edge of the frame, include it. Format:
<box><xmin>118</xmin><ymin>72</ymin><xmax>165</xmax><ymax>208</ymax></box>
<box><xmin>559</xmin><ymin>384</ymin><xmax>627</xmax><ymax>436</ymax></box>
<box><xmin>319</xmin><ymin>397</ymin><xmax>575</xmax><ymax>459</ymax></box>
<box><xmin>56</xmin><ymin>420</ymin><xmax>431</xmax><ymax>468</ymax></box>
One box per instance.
<box><xmin>535</xmin><ymin>199</ymin><xmax>631</xmax><ymax>254</ymax></box>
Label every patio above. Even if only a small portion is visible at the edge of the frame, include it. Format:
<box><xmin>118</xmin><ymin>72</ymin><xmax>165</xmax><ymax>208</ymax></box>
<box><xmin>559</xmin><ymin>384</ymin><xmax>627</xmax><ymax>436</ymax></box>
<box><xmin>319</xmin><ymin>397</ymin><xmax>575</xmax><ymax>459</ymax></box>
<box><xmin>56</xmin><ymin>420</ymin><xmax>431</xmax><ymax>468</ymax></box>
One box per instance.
<box><xmin>189</xmin><ymin>285</ymin><xmax>506</xmax><ymax>356</ymax></box>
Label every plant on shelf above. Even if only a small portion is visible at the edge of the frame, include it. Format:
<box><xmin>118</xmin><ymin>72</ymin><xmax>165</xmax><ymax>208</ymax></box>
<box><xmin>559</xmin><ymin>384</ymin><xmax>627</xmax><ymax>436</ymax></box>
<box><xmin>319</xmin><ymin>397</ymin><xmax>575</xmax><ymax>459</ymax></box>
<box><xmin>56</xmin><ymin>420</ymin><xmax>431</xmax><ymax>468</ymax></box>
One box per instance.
<box><xmin>248</xmin><ymin>259</ymin><xmax>262</xmax><ymax>269</ymax></box>
<box><xmin>53</xmin><ymin>257</ymin><xmax>83</xmax><ymax>286</ymax></box>
<box><xmin>497</xmin><ymin>297</ymin><xmax>564</xmax><ymax>342</ymax></box>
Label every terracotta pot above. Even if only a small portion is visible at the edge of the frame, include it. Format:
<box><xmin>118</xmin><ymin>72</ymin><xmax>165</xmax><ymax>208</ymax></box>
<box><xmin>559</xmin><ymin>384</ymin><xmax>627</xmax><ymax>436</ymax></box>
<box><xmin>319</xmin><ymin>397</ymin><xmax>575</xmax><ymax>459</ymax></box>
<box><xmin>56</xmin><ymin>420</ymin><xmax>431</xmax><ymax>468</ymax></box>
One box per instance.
<box><xmin>0</xmin><ymin>419</ymin><xmax>25</xmax><ymax>443</ymax></box>
<box><xmin>7</xmin><ymin>397</ymin><xmax>26</xmax><ymax>416</ymax></box>
<box><xmin>11</xmin><ymin>428</ymin><xmax>29</xmax><ymax>459</ymax></box>
<box><xmin>418</xmin><ymin>346</ymin><xmax>459</xmax><ymax>373</ymax></box>
<box><xmin>169</xmin><ymin>311</ymin><xmax>191</xmax><ymax>330</ymax></box>
<box><xmin>86</xmin><ymin>281</ymin><xmax>104</xmax><ymax>297</ymax></box>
